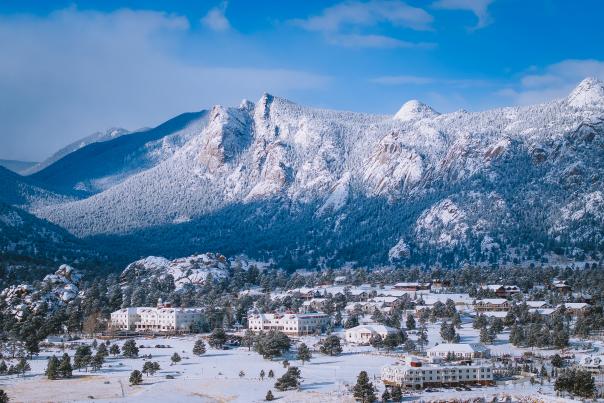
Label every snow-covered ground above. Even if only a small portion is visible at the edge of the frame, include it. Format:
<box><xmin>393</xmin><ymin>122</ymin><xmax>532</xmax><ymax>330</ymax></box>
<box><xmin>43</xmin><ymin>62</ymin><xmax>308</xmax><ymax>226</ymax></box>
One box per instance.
<box><xmin>0</xmin><ymin>320</ymin><xmax>592</xmax><ymax>403</ymax></box>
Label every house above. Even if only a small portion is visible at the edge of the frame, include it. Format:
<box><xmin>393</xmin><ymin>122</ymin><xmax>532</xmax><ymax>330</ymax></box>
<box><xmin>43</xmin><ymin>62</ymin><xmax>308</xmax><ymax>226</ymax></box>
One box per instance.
<box><xmin>525</xmin><ymin>301</ymin><xmax>550</xmax><ymax>309</ymax></box>
<box><xmin>369</xmin><ymin>296</ymin><xmax>401</xmax><ymax>307</ymax></box>
<box><xmin>559</xmin><ymin>302</ymin><xmax>590</xmax><ymax>316</ymax></box>
<box><xmin>247</xmin><ymin>312</ymin><xmax>330</xmax><ymax>336</ymax></box>
<box><xmin>427</xmin><ymin>343</ymin><xmax>490</xmax><ymax>360</ymax></box>
<box><xmin>474</xmin><ymin>298</ymin><xmax>511</xmax><ymax>312</ymax></box>
<box><xmin>551</xmin><ymin>279</ymin><xmax>572</xmax><ymax>294</ymax></box>
<box><xmin>580</xmin><ymin>355</ymin><xmax>604</xmax><ymax>373</ymax></box>
<box><xmin>301</xmin><ymin>298</ymin><xmax>326</xmax><ymax>312</ymax></box>
<box><xmin>393</xmin><ymin>282</ymin><xmax>431</xmax><ymax>292</ymax></box>
<box><xmin>382</xmin><ymin>359</ymin><xmax>494</xmax><ymax>389</ymax></box>
<box><xmin>431</xmin><ymin>279</ymin><xmax>452</xmax><ymax>290</ymax></box>
<box><xmin>481</xmin><ymin>285</ymin><xmax>520</xmax><ymax>298</ymax></box>
<box><xmin>345</xmin><ymin>324</ymin><xmax>399</xmax><ymax>344</ymax></box>
<box><xmin>333</xmin><ymin>276</ymin><xmax>347</xmax><ymax>285</ymax></box>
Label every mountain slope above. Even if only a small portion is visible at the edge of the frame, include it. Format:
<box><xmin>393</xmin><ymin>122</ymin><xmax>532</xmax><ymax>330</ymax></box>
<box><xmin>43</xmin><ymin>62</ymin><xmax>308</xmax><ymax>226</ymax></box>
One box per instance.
<box><xmin>0</xmin><ymin>166</ymin><xmax>74</xmax><ymax>209</ymax></box>
<box><xmin>30</xmin><ymin>111</ymin><xmax>209</xmax><ymax>194</ymax></box>
<box><xmin>34</xmin><ymin>78</ymin><xmax>604</xmax><ymax>268</ymax></box>
<box><xmin>0</xmin><ymin>159</ymin><xmax>38</xmax><ymax>174</ymax></box>
<box><xmin>24</xmin><ymin>127</ymin><xmax>129</xmax><ymax>175</ymax></box>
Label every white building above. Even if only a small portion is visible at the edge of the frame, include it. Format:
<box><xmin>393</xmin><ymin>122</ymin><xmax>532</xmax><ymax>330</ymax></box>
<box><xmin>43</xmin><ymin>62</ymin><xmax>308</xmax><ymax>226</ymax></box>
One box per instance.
<box><xmin>427</xmin><ymin>343</ymin><xmax>490</xmax><ymax>359</ymax></box>
<box><xmin>110</xmin><ymin>304</ymin><xmax>204</xmax><ymax>333</ymax></box>
<box><xmin>247</xmin><ymin>312</ymin><xmax>330</xmax><ymax>336</ymax></box>
<box><xmin>382</xmin><ymin>359</ymin><xmax>494</xmax><ymax>389</ymax></box>
<box><xmin>345</xmin><ymin>324</ymin><xmax>399</xmax><ymax>344</ymax></box>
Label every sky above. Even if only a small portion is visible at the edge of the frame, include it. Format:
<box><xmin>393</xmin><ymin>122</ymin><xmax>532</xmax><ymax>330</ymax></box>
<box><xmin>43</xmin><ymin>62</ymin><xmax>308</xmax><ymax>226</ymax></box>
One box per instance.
<box><xmin>1</xmin><ymin>0</ymin><xmax>604</xmax><ymax>162</ymax></box>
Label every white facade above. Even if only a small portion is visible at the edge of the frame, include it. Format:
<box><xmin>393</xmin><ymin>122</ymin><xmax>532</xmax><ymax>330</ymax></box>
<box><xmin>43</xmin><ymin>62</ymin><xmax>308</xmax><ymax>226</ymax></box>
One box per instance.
<box><xmin>382</xmin><ymin>360</ymin><xmax>494</xmax><ymax>389</ymax></box>
<box><xmin>427</xmin><ymin>343</ymin><xmax>490</xmax><ymax>359</ymax></box>
<box><xmin>247</xmin><ymin>313</ymin><xmax>330</xmax><ymax>336</ymax></box>
<box><xmin>345</xmin><ymin>324</ymin><xmax>399</xmax><ymax>344</ymax></box>
<box><xmin>110</xmin><ymin>307</ymin><xmax>204</xmax><ymax>332</ymax></box>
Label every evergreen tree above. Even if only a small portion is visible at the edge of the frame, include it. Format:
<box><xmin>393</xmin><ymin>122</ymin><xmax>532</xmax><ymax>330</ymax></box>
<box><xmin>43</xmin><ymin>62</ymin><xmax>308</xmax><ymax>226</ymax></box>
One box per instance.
<box><xmin>381</xmin><ymin>388</ymin><xmax>391</xmax><ymax>402</ymax></box>
<box><xmin>0</xmin><ymin>361</ymin><xmax>7</xmax><ymax>375</ymax></box>
<box><xmin>109</xmin><ymin>344</ymin><xmax>121</xmax><ymax>357</ymax></box>
<box><xmin>405</xmin><ymin>314</ymin><xmax>416</xmax><ymax>330</ymax></box>
<box><xmin>45</xmin><ymin>355</ymin><xmax>60</xmax><ymax>380</ymax></box>
<box><xmin>383</xmin><ymin>333</ymin><xmax>400</xmax><ymax>351</ymax></box>
<box><xmin>268</xmin><ymin>369</ymin><xmax>274</xmax><ymax>378</ymax></box>
<box><xmin>260</xmin><ymin>369</ymin><xmax>265</xmax><ymax>380</ymax></box>
<box><xmin>59</xmin><ymin>353</ymin><xmax>73</xmax><ymax>378</ymax></box>
<box><xmin>208</xmin><ymin>328</ymin><xmax>227</xmax><ymax>349</ymax></box>
<box><xmin>390</xmin><ymin>386</ymin><xmax>402</xmax><ymax>402</ymax></box>
<box><xmin>265</xmin><ymin>390</ymin><xmax>274</xmax><ymax>401</ymax></box>
<box><xmin>129</xmin><ymin>370</ymin><xmax>143</xmax><ymax>385</ymax></box>
<box><xmin>15</xmin><ymin>358</ymin><xmax>30</xmax><ymax>377</ymax></box>
<box><xmin>122</xmin><ymin>340</ymin><xmax>139</xmax><ymax>358</ymax></box>
<box><xmin>352</xmin><ymin>371</ymin><xmax>376</xmax><ymax>403</ymax></box>
<box><xmin>551</xmin><ymin>354</ymin><xmax>563</xmax><ymax>368</ymax></box>
<box><xmin>319</xmin><ymin>335</ymin><xmax>342</xmax><ymax>356</ymax></box>
<box><xmin>90</xmin><ymin>352</ymin><xmax>104</xmax><ymax>372</ymax></box>
<box><xmin>193</xmin><ymin>339</ymin><xmax>207</xmax><ymax>356</ymax></box>
<box><xmin>297</xmin><ymin>343</ymin><xmax>312</xmax><ymax>364</ymax></box>
<box><xmin>0</xmin><ymin>390</ymin><xmax>8</xmax><ymax>403</ymax></box>
<box><xmin>274</xmin><ymin>366</ymin><xmax>301</xmax><ymax>391</ymax></box>
<box><xmin>97</xmin><ymin>343</ymin><xmax>108</xmax><ymax>358</ymax></box>
<box><xmin>170</xmin><ymin>352</ymin><xmax>182</xmax><ymax>365</ymax></box>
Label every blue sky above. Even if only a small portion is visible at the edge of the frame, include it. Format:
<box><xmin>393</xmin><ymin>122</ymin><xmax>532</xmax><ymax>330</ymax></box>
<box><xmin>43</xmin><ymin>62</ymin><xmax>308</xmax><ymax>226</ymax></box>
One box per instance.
<box><xmin>1</xmin><ymin>0</ymin><xmax>604</xmax><ymax>161</ymax></box>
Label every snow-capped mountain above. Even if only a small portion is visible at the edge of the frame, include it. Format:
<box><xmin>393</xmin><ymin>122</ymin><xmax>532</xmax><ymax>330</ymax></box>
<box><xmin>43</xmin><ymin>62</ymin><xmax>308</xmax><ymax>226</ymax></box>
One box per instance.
<box><xmin>29</xmin><ymin>111</ymin><xmax>209</xmax><ymax>194</ymax></box>
<box><xmin>24</xmin><ymin>127</ymin><xmax>130</xmax><ymax>175</ymax></box>
<box><xmin>0</xmin><ymin>166</ymin><xmax>74</xmax><ymax>209</ymax></box>
<box><xmin>0</xmin><ymin>159</ymin><xmax>38</xmax><ymax>175</ymax></box>
<box><xmin>25</xmin><ymin>77</ymin><xmax>604</xmax><ymax>268</ymax></box>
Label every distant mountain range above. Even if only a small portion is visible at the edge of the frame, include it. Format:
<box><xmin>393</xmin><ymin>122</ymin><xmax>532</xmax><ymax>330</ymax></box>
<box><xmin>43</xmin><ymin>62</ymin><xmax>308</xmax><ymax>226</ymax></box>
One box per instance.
<box><xmin>0</xmin><ymin>159</ymin><xmax>37</xmax><ymax>175</ymax></box>
<box><xmin>2</xmin><ymin>77</ymin><xmax>604</xmax><ymax>270</ymax></box>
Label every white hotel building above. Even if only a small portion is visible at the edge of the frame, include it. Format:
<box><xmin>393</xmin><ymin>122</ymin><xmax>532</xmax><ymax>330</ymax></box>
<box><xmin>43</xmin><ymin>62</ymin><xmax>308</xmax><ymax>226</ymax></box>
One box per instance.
<box><xmin>382</xmin><ymin>359</ymin><xmax>494</xmax><ymax>389</ymax></box>
<box><xmin>247</xmin><ymin>312</ymin><xmax>330</xmax><ymax>336</ymax></box>
<box><xmin>110</xmin><ymin>302</ymin><xmax>204</xmax><ymax>333</ymax></box>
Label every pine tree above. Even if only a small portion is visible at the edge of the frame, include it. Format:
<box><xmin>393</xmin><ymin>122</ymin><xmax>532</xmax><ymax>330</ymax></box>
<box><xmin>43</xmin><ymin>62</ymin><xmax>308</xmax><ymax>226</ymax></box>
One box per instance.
<box><xmin>406</xmin><ymin>314</ymin><xmax>416</xmax><ymax>330</ymax></box>
<box><xmin>352</xmin><ymin>371</ymin><xmax>376</xmax><ymax>403</ymax></box>
<box><xmin>390</xmin><ymin>386</ymin><xmax>402</xmax><ymax>402</ymax></box>
<box><xmin>260</xmin><ymin>369</ymin><xmax>266</xmax><ymax>380</ymax></box>
<box><xmin>97</xmin><ymin>343</ymin><xmax>108</xmax><ymax>357</ymax></box>
<box><xmin>208</xmin><ymin>328</ymin><xmax>227</xmax><ymax>348</ymax></box>
<box><xmin>265</xmin><ymin>390</ymin><xmax>274</xmax><ymax>401</ymax></box>
<box><xmin>142</xmin><ymin>361</ymin><xmax>154</xmax><ymax>376</ymax></box>
<box><xmin>122</xmin><ymin>340</ymin><xmax>139</xmax><ymax>358</ymax></box>
<box><xmin>15</xmin><ymin>358</ymin><xmax>30</xmax><ymax>377</ymax></box>
<box><xmin>59</xmin><ymin>353</ymin><xmax>73</xmax><ymax>378</ymax></box>
<box><xmin>46</xmin><ymin>355</ymin><xmax>60</xmax><ymax>380</ymax></box>
<box><xmin>381</xmin><ymin>388</ymin><xmax>391</xmax><ymax>402</ymax></box>
<box><xmin>268</xmin><ymin>369</ymin><xmax>274</xmax><ymax>378</ymax></box>
<box><xmin>297</xmin><ymin>343</ymin><xmax>312</xmax><ymax>364</ymax></box>
<box><xmin>0</xmin><ymin>361</ymin><xmax>7</xmax><ymax>375</ymax></box>
<box><xmin>274</xmin><ymin>366</ymin><xmax>301</xmax><ymax>391</ymax></box>
<box><xmin>129</xmin><ymin>370</ymin><xmax>143</xmax><ymax>385</ymax></box>
<box><xmin>193</xmin><ymin>339</ymin><xmax>207</xmax><ymax>356</ymax></box>
<box><xmin>170</xmin><ymin>352</ymin><xmax>181</xmax><ymax>365</ymax></box>
<box><xmin>90</xmin><ymin>352</ymin><xmax>104</xmax><ymax>372</ymax></box>
<box><xmin>110</xmin><ymin>344</ymin><xmax>121</xmax><ymax>357</ymax></box>
<box><xmin>319</xmin><ymin>335</ymin><xmax>342</xmax><ymax>356</ymax></box>
<box><xmin>0</xmin><ymin>389</ymin><xmax>8</xmax><ymax>403</ymax></box>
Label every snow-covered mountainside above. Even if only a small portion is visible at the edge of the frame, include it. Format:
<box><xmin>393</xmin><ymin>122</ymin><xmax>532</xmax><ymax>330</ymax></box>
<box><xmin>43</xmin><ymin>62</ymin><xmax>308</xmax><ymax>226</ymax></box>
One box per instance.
<box><xmin>24</xmin><ymin>128</ymin><xmax>129</xmax><ymax>175</ymax></box>
<box><xmin>0</xmin><ymin>201</ymin><xmax>98</xmax><ymax>263</ymax></box>
<box><xmin>27</xmin><ymin>77</ymin><xmax>604</xmax><ymax>268</ymax></box>
<box><xmin>0</xmin><ymin>166</ymin><xmax>74</xmax><ymax>210</ymax></box>
<box><xmin>29</xmin><ymin>111</ymin><xmax>209</xmax><ymax>194</ymax></box>
<box><xmin>119</xmin><ymin>253</ymin><xmax>230</xmax><ymax>290</ymax></box>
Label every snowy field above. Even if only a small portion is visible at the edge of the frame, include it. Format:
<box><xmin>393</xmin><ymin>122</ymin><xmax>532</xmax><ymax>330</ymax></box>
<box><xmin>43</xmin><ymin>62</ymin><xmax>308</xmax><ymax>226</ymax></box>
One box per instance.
<box><xmin>0</xmin><ymin>321</ymin><xmax>594</xmax><ymax>402</ymax></box>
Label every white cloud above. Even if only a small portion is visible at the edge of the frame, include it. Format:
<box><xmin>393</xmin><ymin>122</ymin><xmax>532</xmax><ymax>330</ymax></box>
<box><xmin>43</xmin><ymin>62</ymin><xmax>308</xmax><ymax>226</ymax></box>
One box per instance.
<box><xmin>496</xmin><ymin>59</ymin><xmax>604</xmax><ymax>105</ymax></box>
<box><xmin>291</xmin><ymin>1</ymin><xmax>433</xmax><ymax>48</ymax></box>
<box><xmin>0</xmin><ymin>7</ymin><xmax>328</xmax><ymax>161</ymax></box>
<box><xmin>330</xmin><ymin>34</ymin><xmax>435</xmax><ymax>49</ymax></box>
<box><xmin>201</xmin><ymin>1</ymin><xmax>231</xmax><ymax>32</ymax></box>
<box><xmin>432</xmin><ymin>0</ymin><xmax>494</xmax><ymax>30</ymax></box>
